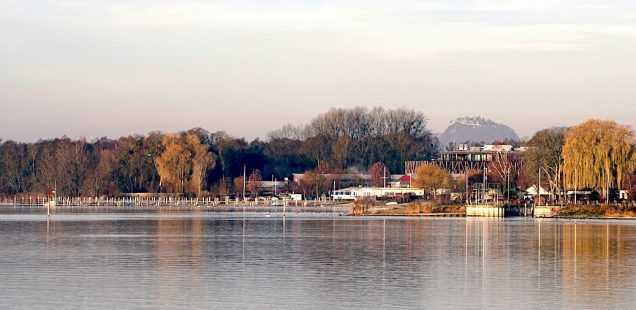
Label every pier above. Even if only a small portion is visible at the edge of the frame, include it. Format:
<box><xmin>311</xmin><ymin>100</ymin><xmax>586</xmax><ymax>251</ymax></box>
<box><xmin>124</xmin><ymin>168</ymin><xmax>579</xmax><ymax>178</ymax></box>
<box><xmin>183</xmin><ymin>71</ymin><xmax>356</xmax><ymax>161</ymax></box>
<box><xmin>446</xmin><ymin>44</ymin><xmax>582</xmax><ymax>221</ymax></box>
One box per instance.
<box><xmin>0</xmin><ymin>196</ymin><xmax>351</xmax><ymax>215</ymax></box>
<box><xmin>466</xmin><ymin>204</ymin><xmax>534</xmax><ymax>217</ymax></box>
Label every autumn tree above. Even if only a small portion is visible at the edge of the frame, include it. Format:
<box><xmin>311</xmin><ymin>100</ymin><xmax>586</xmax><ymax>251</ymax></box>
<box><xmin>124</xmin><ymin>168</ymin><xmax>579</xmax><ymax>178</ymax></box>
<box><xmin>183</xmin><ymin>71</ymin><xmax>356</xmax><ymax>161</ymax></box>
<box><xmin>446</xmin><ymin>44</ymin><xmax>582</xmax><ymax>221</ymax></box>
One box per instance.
<box><xmin>300</xmin><ymin>170</ymin><xmax>330</xmax><ymax>200</ymax></box>
<box><xmin>248</xmin><ymin>169</ymin><xmax>263</xmax><ymax>197</ymax></box>
<box><xmin>562</xmin><ymin>119</ymin><xmax>635</xmax><ymax>200</ymax></box>
<box><xmin>412</xmin><ymin>163</ymin><xmax>451</xmax><ymax>199</ymax></box>
<box><xmin>370</xmin><ymin>162</ymin><xmax>390</xmax><ymax>187</ymax></box>
<box><xmin>188</xmin><ymin>134</ymin><xmax>216</xmax><ymax>197</ymax></box>
<box><xmin>233</xmin><ymin>176</ymin><xmax>245</xmax><ymax>198</ymax></box>
<box><xmin>155</xmin><ymin>133</ymin><xmax>216</xmax><ymax>195</ymax></box>
<box><xmin>155</xmin><ymin>134</ymin><xmax>191</xmax><ymax>193</ymax></box>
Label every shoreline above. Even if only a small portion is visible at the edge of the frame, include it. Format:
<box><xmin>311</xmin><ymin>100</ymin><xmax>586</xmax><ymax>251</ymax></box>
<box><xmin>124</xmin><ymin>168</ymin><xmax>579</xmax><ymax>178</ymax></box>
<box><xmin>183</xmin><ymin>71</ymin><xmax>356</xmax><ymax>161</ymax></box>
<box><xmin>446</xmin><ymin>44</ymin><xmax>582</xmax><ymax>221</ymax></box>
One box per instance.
<box><xmin>356</xmin><ymin>203</ymin><xmax>636</xmax><ymax>220</ymax></box>
<box><xmin>0</xmin><ymin>204</ymin><xmax>352</xmax><ymax>216</ymax></box>
<box><xmin>3</xmin><ymin>204</ymin><xmax>636</xmax><ymax>220</ymax></box>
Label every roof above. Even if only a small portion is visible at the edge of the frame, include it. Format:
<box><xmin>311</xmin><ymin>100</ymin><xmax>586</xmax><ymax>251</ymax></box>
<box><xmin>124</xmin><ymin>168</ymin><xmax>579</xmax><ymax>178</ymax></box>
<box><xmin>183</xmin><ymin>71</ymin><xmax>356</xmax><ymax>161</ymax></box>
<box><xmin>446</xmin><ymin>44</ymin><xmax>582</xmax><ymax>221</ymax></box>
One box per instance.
<box><xmin>294</xmin><ymin>173</ymin><xmax>407</xmax><ymax>181</ymax></box>
<box><xmin>398</xmin><ymin>174</ymin><xmax>411</xmax><ymax>181</ymax></box>
<box><xmin>525</xmin><ymin>185</ymin><xmax>550</xmax><ymax>195</ymax></box>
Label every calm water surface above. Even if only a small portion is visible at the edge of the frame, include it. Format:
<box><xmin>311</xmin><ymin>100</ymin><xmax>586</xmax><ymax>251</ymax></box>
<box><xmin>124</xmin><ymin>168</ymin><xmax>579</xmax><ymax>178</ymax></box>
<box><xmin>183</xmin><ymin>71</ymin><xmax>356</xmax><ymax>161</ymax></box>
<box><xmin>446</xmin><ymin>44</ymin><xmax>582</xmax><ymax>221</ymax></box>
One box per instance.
<box><xmin>1</xmin><ymin>211</ymin><xmax>636</xmax><ymax>309</ymax></box>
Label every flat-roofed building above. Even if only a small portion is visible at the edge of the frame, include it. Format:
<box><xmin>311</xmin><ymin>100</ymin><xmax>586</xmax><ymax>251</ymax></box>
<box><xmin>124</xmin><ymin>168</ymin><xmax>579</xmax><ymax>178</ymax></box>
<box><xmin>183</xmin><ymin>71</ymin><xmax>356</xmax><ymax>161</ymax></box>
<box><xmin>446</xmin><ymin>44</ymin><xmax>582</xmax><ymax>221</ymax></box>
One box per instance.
<box><xmin>405</xmin><ymin>145</ymin><xmax>524</xmax><ymax>175</ymax></box>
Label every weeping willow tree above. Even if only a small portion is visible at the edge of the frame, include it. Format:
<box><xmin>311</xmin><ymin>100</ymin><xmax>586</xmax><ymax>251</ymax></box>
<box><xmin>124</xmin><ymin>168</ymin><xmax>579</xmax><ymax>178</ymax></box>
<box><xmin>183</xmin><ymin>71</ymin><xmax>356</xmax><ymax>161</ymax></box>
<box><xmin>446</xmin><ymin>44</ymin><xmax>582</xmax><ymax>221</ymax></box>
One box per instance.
<box><xmin>562</xmin><ymin>119</ymin><xmax>635</xmax><ymax>198</ymax></box>
<box><xmin>155</xmin><ymin>133</ymin><xmax>216</xmax><ymax>195</ymax></box>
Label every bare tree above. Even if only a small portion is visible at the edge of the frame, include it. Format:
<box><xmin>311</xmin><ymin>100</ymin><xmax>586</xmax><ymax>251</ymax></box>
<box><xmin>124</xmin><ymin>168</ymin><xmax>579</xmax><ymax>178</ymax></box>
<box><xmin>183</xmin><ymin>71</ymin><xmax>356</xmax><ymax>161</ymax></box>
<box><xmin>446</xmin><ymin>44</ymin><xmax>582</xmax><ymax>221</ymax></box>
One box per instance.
<box><xmin>370</xmin><ymin>162</ymin><xmax>390</xmax><ymax>187</ymax></box>
<box><xmin>488</xmin><ymin>150</ymin><xmax>516</xmax><ymax>201</ymax></box>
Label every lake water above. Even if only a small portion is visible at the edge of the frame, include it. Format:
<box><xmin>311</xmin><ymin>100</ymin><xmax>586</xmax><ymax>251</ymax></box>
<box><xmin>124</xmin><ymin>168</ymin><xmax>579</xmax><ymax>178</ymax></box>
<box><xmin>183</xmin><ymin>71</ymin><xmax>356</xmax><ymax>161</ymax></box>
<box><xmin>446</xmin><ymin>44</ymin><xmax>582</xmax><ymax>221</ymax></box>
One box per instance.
<box><xmin>1</xmin><ymin>211</ymin><xmax>636</xmax><ymax>309</ymax></box>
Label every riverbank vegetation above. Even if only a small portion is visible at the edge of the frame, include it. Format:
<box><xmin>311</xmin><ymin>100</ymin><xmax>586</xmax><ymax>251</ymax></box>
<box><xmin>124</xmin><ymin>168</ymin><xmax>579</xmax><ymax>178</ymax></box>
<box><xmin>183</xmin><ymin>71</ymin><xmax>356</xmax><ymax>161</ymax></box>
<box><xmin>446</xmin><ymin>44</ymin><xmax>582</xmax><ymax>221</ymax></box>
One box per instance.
<box><xmin>518</xmin><ymin>119</ymin><xmax>635</xmax><ymax>204</ymax></box>
<box><xmin>0</xmin><ymin>107</ymin><xmax>437</xmax><ymax>198</ymax></box>
<box><xmin>351</xmin><ymin>200</ymin><xmax>465</xmax><ymax>216</ymax></box>
<box><xmin>552</xmin><ymin>204</ymin><xmax>636</xmax><ymax>218</ymax></box>
<box><xmin>1</xmin><ymin>109</ymin><xmax>634</xmax><ymax>205</ymax></box>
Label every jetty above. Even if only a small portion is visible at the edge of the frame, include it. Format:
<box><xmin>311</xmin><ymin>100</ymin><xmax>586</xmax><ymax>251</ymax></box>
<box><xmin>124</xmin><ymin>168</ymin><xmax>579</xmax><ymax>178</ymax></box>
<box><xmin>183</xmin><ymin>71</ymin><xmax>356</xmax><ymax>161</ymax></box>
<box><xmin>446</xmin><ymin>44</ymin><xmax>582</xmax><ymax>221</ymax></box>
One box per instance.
<box><xmin>466</xmin><ymin>204</ymin><xmax>534</xmax><ymax>217</ymax></box>
<box><xmin>0</xmin><ymin>196</ymin><xmax>351</xmax><ymax>215</ymax></box>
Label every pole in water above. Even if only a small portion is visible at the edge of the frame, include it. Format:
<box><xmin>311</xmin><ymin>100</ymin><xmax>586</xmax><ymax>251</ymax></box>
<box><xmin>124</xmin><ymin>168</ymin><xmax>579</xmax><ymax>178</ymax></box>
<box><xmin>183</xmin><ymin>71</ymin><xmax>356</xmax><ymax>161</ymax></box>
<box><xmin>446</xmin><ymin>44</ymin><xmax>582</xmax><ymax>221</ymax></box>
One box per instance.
<box><xmin>607</xmin><ymin>172</ymin><xmax>610</xmax><ymax>205</ymax></box>
<box><xmin>383</xmin><ymin>166</ymin><xmax>386</xmax><ymax>188</ymax></box>
<box><xmin>465</xmin><ymin>172</ymin><xmax>468</xmax><ymax>205</ymax></box>
<box><xmin>243</xmin><ymin>163</ymin><xmax>247</xmax><ymax>201</ymax></box>
<box><xmin>538</xmin><ymin>167</ymin><xmax>541</xmax><ymax>207</ymax></box>
<box><xmin>574</xmin><ymin>168</ymin><xmax>577</xmax><ymax>205</ymax></box>
<box><xmin>506</xmin><ymin>169</ymin><xmax>510</xmax><ymax>203</ymax></box>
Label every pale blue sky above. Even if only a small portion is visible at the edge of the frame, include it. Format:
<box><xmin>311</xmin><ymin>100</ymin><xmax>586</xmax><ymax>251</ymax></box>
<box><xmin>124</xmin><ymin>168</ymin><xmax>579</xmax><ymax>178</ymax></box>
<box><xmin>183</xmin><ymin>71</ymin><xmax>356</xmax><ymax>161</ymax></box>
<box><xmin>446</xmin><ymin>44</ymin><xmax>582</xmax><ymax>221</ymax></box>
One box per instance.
<box><xmin>1</xmin><ymin>0</ymin><xmax>635</xmax><ymax>141</ymax></box>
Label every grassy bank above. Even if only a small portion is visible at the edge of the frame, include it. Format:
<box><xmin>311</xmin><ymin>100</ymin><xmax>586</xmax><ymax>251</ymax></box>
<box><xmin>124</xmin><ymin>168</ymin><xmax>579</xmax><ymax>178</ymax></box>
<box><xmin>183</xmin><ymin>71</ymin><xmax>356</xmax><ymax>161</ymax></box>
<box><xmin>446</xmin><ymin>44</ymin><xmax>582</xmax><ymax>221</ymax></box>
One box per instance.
<box><xmin>352</xmin><ymin>201</ymin><xmax>465</xmax><ymax>216</ymax></box>
<box><xmin>552</xmin><ymin>205</ymin><xmax>636</xmax><ymax>219</ymax></box>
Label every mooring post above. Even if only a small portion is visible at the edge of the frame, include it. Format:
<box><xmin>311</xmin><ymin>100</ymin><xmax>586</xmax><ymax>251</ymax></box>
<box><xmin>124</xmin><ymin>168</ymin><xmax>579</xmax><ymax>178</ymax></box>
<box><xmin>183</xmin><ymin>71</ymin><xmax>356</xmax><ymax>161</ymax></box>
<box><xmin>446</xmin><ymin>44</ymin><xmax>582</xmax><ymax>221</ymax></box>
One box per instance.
<box><xmin>283</xmin><ymin>198</ymin><xmax>286</xmax><ymax>218</ymax></box>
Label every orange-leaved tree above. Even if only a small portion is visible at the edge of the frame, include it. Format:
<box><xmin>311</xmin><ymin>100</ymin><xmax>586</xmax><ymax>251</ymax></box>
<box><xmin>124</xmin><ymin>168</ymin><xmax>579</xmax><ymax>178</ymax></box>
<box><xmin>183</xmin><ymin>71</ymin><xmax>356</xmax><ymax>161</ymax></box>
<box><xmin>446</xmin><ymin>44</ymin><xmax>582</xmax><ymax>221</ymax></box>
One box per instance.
<box><xmin>412</xmin><ymin>163</ymin><xmax>451</xmax><ymax>199</ymax></box>
<box><xmin>248</xmin><ymin>169</ymin><xmax>263</xmax><ymax>197</ymax></box>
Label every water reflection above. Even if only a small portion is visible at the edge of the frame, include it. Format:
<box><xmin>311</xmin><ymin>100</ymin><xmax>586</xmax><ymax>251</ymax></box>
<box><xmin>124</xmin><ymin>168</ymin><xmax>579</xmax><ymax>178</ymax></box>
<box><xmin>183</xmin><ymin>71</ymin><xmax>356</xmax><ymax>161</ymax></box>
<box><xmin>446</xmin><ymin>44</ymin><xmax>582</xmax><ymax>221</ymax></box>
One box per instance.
<box><xmin>560</xmin><ymin>222</ymin><xmax>635</xmax><ymax>306</ymax></box>
<box><xmin>1</xmin><ymin>214</ymin><xmax>636</xmax><ymax>309</ymax></box>
<box><xmin>461</xmin><ymin>218</ymin><xmax>636</xmax><ymax>309</ymax></box>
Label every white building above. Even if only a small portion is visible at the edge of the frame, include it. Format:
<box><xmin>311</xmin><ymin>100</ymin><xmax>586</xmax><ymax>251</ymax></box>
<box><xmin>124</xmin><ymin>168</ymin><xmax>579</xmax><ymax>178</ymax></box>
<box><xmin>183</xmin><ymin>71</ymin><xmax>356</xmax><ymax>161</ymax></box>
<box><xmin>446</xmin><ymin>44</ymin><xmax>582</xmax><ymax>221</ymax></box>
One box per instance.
<box><xmin>482</xmin><ymin>144</ymin><xmax>514</xmax><ymax>152</ymax></box>
<box><xmin>331</xmin><ymin>187</ymin><xmax>424</xmax><ymax>200</ymax></box>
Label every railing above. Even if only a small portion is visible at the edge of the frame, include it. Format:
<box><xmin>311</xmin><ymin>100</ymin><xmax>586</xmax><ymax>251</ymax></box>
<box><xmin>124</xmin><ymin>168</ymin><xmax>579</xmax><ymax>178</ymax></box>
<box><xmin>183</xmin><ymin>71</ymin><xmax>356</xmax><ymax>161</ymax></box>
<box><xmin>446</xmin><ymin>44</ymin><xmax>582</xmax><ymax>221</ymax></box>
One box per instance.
<box><xmin>0</xmin><ymin>196</ymin><xmax>348</xmax><ymax>209</ymax></box>
<box><xmin>405</xmin><ymin>160</ymin><xmax>489</xmax><ymax>175</ymax></box>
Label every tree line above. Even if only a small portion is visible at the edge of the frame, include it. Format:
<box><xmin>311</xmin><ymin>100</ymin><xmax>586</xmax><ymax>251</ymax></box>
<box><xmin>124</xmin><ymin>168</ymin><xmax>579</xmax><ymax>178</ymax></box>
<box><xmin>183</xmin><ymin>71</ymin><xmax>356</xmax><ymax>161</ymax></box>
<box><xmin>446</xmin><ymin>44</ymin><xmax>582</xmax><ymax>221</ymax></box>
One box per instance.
<box><xmin>0</xmin><ymin>107</ymin><xmax>438</xmax><ymax>197</ymax></box>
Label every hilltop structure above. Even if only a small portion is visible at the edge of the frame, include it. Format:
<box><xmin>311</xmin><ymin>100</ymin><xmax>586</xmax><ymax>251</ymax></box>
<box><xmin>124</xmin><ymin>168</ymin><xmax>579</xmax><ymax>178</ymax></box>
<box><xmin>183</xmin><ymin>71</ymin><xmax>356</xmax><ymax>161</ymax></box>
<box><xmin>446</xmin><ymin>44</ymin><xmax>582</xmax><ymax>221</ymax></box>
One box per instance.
<box><xmin>438</xmin><ymin>116</ymin><xmax>520</xmax><ymax>147</ymax></box>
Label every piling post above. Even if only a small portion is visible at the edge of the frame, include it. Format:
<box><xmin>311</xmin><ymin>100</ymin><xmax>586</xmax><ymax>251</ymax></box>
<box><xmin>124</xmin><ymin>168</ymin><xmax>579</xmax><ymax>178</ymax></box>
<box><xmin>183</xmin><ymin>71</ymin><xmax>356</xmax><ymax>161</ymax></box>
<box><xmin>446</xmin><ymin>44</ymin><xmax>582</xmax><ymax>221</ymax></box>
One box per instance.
<box><xmin>283</xmin><ymin>198</ymin><xmax>286</xmax><ymax>218</ymax></box>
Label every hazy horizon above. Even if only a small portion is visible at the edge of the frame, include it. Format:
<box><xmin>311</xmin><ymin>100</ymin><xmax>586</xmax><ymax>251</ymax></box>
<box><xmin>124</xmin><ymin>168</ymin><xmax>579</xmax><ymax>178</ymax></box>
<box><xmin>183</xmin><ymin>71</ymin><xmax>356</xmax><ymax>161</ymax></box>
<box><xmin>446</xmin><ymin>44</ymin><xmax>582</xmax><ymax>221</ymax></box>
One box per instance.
<box><xmin>2</xmin><ymin>0</ymin><xmax>635</xmax><ymax>142</ymax></box>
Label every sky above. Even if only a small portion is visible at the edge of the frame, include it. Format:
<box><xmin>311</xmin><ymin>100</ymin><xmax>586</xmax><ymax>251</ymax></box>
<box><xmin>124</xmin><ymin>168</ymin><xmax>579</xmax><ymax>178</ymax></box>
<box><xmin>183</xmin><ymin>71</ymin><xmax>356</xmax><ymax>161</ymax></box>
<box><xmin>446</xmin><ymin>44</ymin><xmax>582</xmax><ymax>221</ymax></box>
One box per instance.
<box><xmin>1</xmin><ymin>0</ymin><xmax>635</xmax><ymax>142</ymax></box>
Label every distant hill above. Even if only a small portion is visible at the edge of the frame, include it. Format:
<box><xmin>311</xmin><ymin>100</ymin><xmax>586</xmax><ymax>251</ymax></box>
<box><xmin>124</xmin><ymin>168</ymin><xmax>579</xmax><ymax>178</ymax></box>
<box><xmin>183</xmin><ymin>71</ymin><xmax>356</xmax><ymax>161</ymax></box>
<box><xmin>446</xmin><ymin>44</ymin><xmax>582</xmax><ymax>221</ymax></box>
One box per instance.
<box><xmin>438</xmin><ymin>116</ymin><xmax>519</xmax><ymax>147</ymax></box>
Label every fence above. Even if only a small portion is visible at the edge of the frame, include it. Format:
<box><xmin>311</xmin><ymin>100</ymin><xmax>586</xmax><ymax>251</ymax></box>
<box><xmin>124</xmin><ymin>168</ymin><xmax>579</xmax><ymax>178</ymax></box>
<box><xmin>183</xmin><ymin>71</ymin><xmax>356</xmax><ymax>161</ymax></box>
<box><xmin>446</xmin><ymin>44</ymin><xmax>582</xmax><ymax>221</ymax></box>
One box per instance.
<box><xmin>0</xmin><ymin>196</ymin><xmax>349</xmax><ymax>210</ymax></box>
